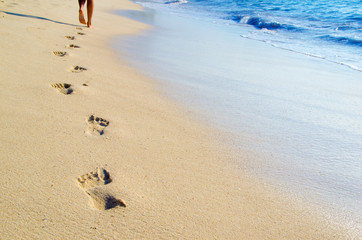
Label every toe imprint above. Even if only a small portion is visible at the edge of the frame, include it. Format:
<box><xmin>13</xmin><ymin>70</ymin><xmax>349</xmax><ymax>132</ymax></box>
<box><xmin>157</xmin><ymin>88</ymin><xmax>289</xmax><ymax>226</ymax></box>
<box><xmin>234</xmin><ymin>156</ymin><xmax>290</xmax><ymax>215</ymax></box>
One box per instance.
<box><xmin>86</xmin><ymin>115</ymin><xmax>109</xmax><ymax>135</ymax></box>
<box><xmin>50</xmin><ymin>83</ymin><xmax>73</xmax><ymax>95</ymax></box>
<box><xmin>53</xmin><ymin>51</ymin><xmax>67</xmax><ymax>57</ymax></box>
<box><xmin>72</xmin><ymin>65</ymin><xmax>87</xmax><ymax>73</ymax></box>
<box><xmin>67</xmin><ymin>44</ymin><xmax>80</xmax><ymax>49</ymax></box>
<box><xmin>65</xmin><ymin>36</ymin><xmax>75</xmax><ymax>40</ymax></box>
<box><xmin>77</xmin><ymin>167</ymin><xmax>112</xmax><ymax>189</ymax></box>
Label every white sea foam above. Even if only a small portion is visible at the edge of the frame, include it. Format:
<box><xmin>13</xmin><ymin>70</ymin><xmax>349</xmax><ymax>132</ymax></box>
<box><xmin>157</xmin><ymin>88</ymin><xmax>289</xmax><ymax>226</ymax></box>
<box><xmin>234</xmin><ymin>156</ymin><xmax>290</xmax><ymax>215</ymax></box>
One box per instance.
<box><xmin>135</xmin><ymin>0</ymin><xmax>362</xmax><ymax>72</ymax></box>
<box><xmin>165</xmin><ymin>0</ymin><xmax>188</xmax><ymax>5</ymax></box>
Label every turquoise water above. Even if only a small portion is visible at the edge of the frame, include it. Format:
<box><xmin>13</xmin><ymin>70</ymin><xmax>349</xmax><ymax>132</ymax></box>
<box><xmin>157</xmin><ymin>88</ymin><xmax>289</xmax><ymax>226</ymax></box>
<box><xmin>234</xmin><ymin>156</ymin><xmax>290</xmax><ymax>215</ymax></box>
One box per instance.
<box><xmin>114</xmin><ymin>2</ymin><xmax>362</xmax><ymax>234</ymax></box>
<box><xmin>137</xmin><ymin>0</ymin><xmax>362</xmax><ymax>71</ymax></box>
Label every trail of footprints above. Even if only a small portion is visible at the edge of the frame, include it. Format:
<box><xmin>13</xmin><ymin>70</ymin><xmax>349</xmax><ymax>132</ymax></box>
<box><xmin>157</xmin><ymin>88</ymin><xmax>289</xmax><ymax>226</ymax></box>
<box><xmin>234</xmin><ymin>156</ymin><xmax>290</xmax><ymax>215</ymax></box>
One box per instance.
<box><xmin>51</xmin><ymin>28</ymin><xmax>87</xmax><ymax>95</ymax></box>
<box><xmin>51</xmin><ymin>28</ymin><xmax>123</xmax><ymax>210</ymax></box>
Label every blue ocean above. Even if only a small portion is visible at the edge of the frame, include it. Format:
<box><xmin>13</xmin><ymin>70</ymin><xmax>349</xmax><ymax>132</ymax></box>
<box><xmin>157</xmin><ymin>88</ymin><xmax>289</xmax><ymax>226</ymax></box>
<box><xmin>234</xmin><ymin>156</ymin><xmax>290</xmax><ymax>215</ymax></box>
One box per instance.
<box><xmin>115</xmin><ymin>0</ymin><xmax>362</xmax><ymax>234</ymax></box>
<box><xmin>137</xmin><ymin>0</ymin><xmax>362</xmax><ymax>71</ymax></box>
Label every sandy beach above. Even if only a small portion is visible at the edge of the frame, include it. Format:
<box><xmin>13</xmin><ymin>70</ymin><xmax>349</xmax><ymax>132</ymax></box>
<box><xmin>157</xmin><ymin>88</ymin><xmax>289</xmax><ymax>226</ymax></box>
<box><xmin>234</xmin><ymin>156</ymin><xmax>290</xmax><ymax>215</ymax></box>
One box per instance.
<box><xmin>0</xmin><ymin>0</ymin><xmax>356</xmax><ymax>239</ymax></box>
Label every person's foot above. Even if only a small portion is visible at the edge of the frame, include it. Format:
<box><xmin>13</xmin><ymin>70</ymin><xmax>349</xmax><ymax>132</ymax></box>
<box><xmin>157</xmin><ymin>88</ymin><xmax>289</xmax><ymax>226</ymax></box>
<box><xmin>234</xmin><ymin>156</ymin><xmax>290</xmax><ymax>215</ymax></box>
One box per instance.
<box><xmin>79</xmin><ymin>10</ymin><xmax>86</xmax><ymax>24</ymax></box>
<box><xmin>87</xmin><ymin>21</ymin><xmax>93</xmax><ymax>28</ymax></box>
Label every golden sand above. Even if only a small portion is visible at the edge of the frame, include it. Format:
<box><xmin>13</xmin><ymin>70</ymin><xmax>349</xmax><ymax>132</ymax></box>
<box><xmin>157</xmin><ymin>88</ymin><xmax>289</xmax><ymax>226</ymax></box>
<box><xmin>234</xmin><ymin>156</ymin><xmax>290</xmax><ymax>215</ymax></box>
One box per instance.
<box><xmin>0</xmin><ymin>0</ymin><xmax>350</xmax><ymax>238</ymax></box>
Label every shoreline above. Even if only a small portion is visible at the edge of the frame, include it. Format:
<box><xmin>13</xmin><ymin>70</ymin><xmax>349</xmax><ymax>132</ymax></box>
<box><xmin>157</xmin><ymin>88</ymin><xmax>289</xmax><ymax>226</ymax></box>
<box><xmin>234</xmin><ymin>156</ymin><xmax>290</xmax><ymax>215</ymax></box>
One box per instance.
<box><xmin>0</xmin><ymin>0</ymin><xmax>357</xmax><ymax>238</ymax></box>
<box><xmin>116</xmin><ymin>6</ymin><xmax>362</xmax><ymax>228</ymax></box>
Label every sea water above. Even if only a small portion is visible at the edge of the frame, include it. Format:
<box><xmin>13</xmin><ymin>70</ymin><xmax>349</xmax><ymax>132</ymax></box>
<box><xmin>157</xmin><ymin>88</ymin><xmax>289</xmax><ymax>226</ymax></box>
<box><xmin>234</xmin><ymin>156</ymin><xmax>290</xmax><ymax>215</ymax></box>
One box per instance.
<box><xmin>114</xmin><ymin>0</ymin><xmax>362</xmax><ymax>234</ymax></box>
<box><xmin>135</xmin><ymin>0</ymin><xmax>362</xmax><ymax>71</ymax></box>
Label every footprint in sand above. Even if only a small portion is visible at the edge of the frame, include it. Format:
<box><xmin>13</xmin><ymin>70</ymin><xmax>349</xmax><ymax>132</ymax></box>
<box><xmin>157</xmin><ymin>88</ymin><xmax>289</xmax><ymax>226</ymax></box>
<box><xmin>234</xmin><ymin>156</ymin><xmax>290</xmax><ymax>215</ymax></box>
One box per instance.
<box><xmin>50</xmin><ymin>83</ymin><xmax>73</xmax><ymax>95</ymax></box>
<box><xmin>77</xmin><ymin>167</ymin><xmax>125</xmax><ymax>210</ymax></box>
<box><xmin>76</xmin><ymin>27</ymin><xmax>83</xmax><ymax>31</ymax></box>
<box><xmin>53</xmin><ymin>51</ymin><xmax>67</xmax><ymax>57</ymax></box>
<box><xmin>86</xmin><ymin>115</ymin><xmax>109</xmax><ymax>135</ymax></box>
<box><xmin>67</xmin><ymin>44</ymin><xmax>80</xmax><ymax>49</ymax></box>
<box><xmin>65</xmin><ymin>36</ymin><xmax>75</xmax><ymax>40</ymax></box>
<box><xmin>77</xmin><ymin>32</ymin><xmax>86</xmax><ymax>36</ymax></box>
<box><xmin>71</xmin><ymin>65</ymin><xmax>87</xmax><ymax>73</ymax></box>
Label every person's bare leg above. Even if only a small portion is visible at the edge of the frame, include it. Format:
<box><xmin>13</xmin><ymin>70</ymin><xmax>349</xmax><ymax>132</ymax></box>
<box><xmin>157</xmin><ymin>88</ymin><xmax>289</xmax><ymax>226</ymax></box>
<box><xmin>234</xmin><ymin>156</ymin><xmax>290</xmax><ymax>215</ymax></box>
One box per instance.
<box><xmin>86</xmin><ymin>0</ymin><xmax>94</xmax><ymax>28</ymax></box>
<box><xmin>78</xmin><ymin>0</ymin><xmax>86</xmax><ymax>24</ymax></box>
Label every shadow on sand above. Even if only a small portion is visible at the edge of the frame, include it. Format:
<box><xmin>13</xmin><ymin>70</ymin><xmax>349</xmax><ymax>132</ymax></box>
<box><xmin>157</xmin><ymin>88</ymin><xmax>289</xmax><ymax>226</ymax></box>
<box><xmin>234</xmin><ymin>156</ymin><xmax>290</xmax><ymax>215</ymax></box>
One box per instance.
<box><xmin>1</xmin><ymin>10</ymin><xmax>81</xmax><ymax>27</ymax></box>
